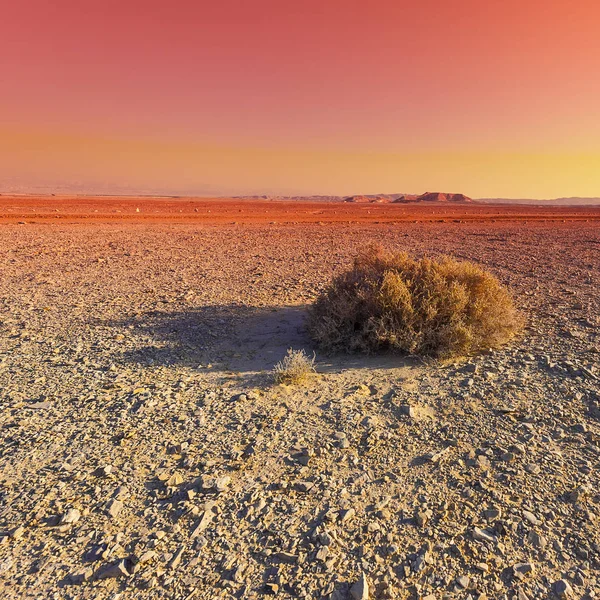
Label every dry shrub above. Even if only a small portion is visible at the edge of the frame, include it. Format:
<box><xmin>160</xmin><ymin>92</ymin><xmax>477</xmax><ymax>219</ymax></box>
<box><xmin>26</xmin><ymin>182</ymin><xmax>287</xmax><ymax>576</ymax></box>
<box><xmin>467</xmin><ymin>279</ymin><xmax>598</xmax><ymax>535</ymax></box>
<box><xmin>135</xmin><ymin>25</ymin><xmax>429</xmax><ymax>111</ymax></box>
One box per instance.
<box><xmin>308</xmin><ymin>245</ymin><xmax>523</xmax><ymax>359</ymax></box>
<box><xmin>273</xmin><ymin>349</ymin><xmax>316</xmax><ymax>384</ymax></box>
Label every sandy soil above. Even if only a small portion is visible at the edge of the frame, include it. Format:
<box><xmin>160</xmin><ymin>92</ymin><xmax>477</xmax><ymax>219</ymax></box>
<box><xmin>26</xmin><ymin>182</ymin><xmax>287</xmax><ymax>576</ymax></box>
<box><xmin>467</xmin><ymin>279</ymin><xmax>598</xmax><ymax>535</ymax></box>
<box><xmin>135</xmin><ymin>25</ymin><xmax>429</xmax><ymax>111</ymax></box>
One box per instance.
<box><xmin>0</xmin><ymin>211</ymin><xmax>598</xmax><ymax>599</ymax></box>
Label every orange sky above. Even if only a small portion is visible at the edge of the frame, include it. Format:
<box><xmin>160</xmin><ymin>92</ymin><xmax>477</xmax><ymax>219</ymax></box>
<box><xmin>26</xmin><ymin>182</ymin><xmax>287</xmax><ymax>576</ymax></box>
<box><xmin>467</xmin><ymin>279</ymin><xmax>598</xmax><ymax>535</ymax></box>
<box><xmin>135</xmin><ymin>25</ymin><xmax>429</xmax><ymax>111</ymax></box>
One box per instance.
<box><xmin>2</xmin><ymin>0</ymin><xmax>600</xmax><ymax>197</ymax></box>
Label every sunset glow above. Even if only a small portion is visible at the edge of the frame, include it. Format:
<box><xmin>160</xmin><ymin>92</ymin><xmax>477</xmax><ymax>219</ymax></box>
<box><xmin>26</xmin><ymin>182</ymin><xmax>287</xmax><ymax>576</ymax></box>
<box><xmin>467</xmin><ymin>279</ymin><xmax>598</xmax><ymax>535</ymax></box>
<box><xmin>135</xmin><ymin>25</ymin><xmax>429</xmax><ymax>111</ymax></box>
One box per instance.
<box><xmin>2</xmin><ymin>0</ymin><xmax>600</xmax><ymax>197</ymax></box>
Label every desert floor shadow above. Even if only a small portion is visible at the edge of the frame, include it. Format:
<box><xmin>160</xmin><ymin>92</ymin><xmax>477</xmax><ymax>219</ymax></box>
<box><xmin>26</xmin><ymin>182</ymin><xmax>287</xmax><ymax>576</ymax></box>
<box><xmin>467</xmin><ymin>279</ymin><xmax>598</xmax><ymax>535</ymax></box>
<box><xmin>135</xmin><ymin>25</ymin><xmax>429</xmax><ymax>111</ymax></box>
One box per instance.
<box><xmin>109</xmin><ymin>304</ymin><xmax>418</xmax><ymax>375</ymax></box>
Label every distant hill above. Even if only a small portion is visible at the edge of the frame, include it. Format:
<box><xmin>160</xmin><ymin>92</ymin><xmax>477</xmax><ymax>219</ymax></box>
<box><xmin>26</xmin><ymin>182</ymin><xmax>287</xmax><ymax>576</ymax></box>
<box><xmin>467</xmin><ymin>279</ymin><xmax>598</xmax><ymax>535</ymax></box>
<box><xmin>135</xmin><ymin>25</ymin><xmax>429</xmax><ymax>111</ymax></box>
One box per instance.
<box><xmin>344</xmin><ymin>194</ymin><xmax>395</xmax><ymax>203</ymax></box>
<box><xmin>477</xmin><ymin>197</ymin><xmax>600</xmax><ymax>206</ymax></box>
<box><xmin>397</xmin><ymin>192</ymin><xmax>472</xmax><ymax>203</ymax></box>
<box><xmin>345</xmin><ymin>192</ymin><xmax>472</xmax><ymax>204</ymax></box>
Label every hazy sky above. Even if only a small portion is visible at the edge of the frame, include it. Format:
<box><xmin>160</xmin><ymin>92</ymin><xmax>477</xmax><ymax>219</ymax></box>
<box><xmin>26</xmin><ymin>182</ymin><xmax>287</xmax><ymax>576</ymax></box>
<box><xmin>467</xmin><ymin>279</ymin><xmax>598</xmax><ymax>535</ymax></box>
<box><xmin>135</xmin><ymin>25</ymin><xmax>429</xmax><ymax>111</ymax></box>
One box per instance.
<box><xmin>2</xmin><ymin>0</ymin><xmax>600</xmax><ymax>197</ymax></box>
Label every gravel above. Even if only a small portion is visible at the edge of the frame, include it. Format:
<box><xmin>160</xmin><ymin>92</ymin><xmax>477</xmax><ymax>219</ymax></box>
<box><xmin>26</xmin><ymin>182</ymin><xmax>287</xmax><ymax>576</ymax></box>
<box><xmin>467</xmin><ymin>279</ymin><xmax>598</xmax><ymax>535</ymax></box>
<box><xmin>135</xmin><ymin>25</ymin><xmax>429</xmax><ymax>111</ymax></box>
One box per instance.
<box><xmin>0</xmin><ymin>221</ymin><xmax>598</xmax><ymax>599</ymax></box>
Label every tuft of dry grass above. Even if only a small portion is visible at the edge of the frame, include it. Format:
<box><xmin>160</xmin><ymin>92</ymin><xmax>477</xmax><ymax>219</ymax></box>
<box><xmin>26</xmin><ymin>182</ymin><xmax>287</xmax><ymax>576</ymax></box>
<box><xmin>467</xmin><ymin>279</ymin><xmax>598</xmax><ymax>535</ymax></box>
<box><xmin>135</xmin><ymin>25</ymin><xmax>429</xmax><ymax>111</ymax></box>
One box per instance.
<box><xmin>308</xmin><ymin>245</ymin><xmax>523</xmax><ymax>359</ymax></box>
<box><xmin>272</xmin><ymin>349</ymin><xmax>317</xmax><ymax>385</ymax></box>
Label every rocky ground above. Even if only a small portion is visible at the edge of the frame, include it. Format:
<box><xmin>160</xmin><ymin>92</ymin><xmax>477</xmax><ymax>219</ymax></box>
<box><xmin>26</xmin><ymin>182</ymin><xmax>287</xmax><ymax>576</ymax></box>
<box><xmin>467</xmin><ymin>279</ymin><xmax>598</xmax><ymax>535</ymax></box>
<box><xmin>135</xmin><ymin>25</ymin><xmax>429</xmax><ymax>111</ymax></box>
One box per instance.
<box><xmin>0</xmin><ymin>221</ymin><xmax>598</xmax><ymax>600</ymax></box>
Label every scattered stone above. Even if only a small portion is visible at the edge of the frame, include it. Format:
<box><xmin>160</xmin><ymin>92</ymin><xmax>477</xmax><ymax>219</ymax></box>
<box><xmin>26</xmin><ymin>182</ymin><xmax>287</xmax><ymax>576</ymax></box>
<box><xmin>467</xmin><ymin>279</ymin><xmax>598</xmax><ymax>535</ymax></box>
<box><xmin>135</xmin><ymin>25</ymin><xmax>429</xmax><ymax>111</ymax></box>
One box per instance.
<box><xmin>168</xmin><ymin>546</ymin><xmax>184</xmax><ymax>570</ymax></box>
<box><xmin>476</xmin><ymin>455</ymin><xmax>491</xmax><ymax>469</ymax></box>
<box><xmin>527</xmin><ymin>530</ymin><xmax>546</xmax><ymax>548</ymax></box>
<box><xmin>472</xmin><ymin>527</ymin><xmax>497</xmax><ymax>543</ymax></box>
<box><xmin>107</xmin><ymin>499</ymin><xmax>124</xmax><ymax>519</ymax></box>
<box><xmin>28</xmin><ymin>401</ymin><xmax>52</xmax><ymax>410</ymax></box>
<box><xmin>265</xmin><ymin>582</ymin><xmax>279</xmax><ymax>594</ymax></box>
<box><xmin>190</xmin><ymin>511</ymin><xmax>212</xmax><ymax>538</ymax></box>
<box><xmin>416</xmin><ymin>509</ymin><xmax>433</xmax><ymax>527</ymax></box>
<box><xmin>399</xmin><ymin>405</ymin><xmax>416</xmax><ymax>418</ymax></box>
<box><xmin>95</xmin><ymin>465</ymin><xmax>113</xmax><ymax>477</ymax></box>
<box><xmin>137</xmin><ymin>550</ymin><xmax>157</xmax><ymax>564</ymax></box>
<box><xmin>166</xmin><ymin>472</ymin><xmax>184</xmax><ymax>487</ymax></box>
<box><xmin>214</xmin><ymin>475</ymin><xmax>231</xmax><ymax>492</ymax></box>
<box><xmin>350</xmin><ymin>572</ymin><xmax>369</xmax><ymax>600</ymax></box>
<box><xmin>513</xmin><ymin>562</ymin><xmax>535</xmax><ymax>578</ymax></box>
<box><xmin>552</xmin><ymin>579</ymin><xmax>573</xmax><ymax>597</ymax></box>
<box><xmin>483</xmin><ymin>508</ymin><xmax>502</xmax><ymax>521</ymax></box>
<box><xmin>61</xmin><ymin>508</ymin><xmax>81</xmax><ymax>525</ymax></box>
<box><xmin>425</xmin><ymin>446</ymin><xmax>450</xmax><ymax>463</ymax></box>
<box><xmin>524</xmin><ymin>463</ymin><xmax>541</xmax><ymax>474</ymax></box>
<box><xmin>295</xmin><ymin>481</ymin><xmax>314</xmax><ymax>493</ymax></box>
<box><xmin>522</xmin><ymin>510</ymin><xmax>540</xmax><ymax>525</ymax></box>
<box><xmin>96</xmin><ymin>558</ymin><xmax>133</xmax><ymax>579</ymax></box>
<box><xmin>273</xmin><ymin>551</ymin><xmax>298</xmax><ymax>564</ymax></box>
<box><xmin>340</xmin><ymin>508</ymin><xmax>356</xmax><ymax>523</ymax></box>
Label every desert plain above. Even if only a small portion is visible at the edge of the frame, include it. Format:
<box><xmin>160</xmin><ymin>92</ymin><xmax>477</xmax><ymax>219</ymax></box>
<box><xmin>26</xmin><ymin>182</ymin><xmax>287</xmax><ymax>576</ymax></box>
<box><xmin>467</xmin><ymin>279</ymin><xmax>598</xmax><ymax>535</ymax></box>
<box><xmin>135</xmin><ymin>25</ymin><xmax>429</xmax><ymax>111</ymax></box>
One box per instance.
<box><xmin>0</xmin><ymin>196</ymin><xmax>598</xmax><ymax>600</ymax></box>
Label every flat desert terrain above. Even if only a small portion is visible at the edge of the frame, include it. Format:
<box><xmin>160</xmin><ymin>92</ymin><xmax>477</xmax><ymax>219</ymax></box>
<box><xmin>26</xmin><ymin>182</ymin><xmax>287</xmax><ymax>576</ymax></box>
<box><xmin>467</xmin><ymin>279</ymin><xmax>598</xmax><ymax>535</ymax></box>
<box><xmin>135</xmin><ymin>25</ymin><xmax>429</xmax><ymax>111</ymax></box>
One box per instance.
<box><xmin>0</xmin><ymin>197</ymin><xmax>598</xmax><ymax>600</ymax></box>
<box><xmin>1</xmin><ymin>195</ymin><xmax>599</xmax><ymax>224</ymax></box>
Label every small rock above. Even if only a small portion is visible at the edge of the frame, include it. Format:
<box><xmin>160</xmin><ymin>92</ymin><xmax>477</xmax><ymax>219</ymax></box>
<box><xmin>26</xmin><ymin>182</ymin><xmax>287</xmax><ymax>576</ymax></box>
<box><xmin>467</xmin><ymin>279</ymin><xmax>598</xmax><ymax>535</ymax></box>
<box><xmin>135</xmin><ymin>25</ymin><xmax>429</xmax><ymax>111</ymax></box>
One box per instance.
<box><xmin>567</xmin><ymin>484</ymin><xmax>591</xmax><ymax>503</ymax></box>
<box><xmin>28</xmin><ymin>401</ymin><xmax>52</xmax><ymax>410</ymax></box>
<box><xmin>107</xmin><ymin>499</ymin><xmax>124</xmax><ymax>519</ymax></box>
<box><xmin>483</xmin><ymin>508</ymin><xmax>502</xmax><ymax>521</ymax></box>
<box><xmin>527</xmin><ymin>530</ymin><xmax>546</xmax><ymax>548</ymax></box>
<box><xmin>399</xmin><ymin>405</ymin><xmax>416</xmax><ymax>418</ymax></box>
<box><xmin>168</xmin><ymin>546</ymin><xmax>184</xmax><ymax>570</ymax></box>
<box><xmin>513</xmin><ymin>562</ymin><xmax>535</xmax><ymax>578</ymax></box>
<box><xmin>113</xmin><ymin>486</ymin><xmax>129</xmax><ymax>501</ymax></box>
<box><xmin>316</xmin><ymin>546</ymin><xmax>329</xmax><ymax>562</ymax></box>
<box><xmin>166</xmin><ymin>472</ymin><xmax>184</xmax><ymax>487</ymax></box>
<box><xmin>137</xmin><ymin>550</ymin><xmax>156</xmax><ymax>564</ymax></box>
<box><xmin>295</xmin><ymin>481</ymin><xmax>314</xmax><ymax>493</ymax></box>
<box><xmin>96</xmin><ymin>558</ymin><xmax>133</xmax><ymax>579</ymax></box>
<box><xmin>214</xmin><ymin>475</ymin><xmax>231</xmax><ymax>492</ymax></box>
<box><xmin>273</xmin><ymin>551</ymin><xmax>297</xmax><ymax>564</ymax></box>
<box><xmin>522</xmin><ymin>510</ymin><xmax>540</xmax><ymax>525</ymax></box>
<box><xmin>350</xmin><ymin>572</ymin><xmax>369</xmax><ymax>600</ymax></box>
<box><xmin>340</xmin><ymin>508</ymin><xmax>355</xmax><ymax>523</ymax></box>
<box><xmin>190</xmin><ymin>511</ymin><xmax>212</xmax><ymax>538</ymax></box>
<box><xmin>472</xmin><ymin>527</ymin><xmax>497</xmax><ymax>543</ymax></box>
<box><xmin>456</xmin><ymin>575</ymin><xmax>470</xmax><ymax>589</ymax></box>
<box><xmin>552</xmin><ymin>579</ymin><xmax>573</xmax><ymax>597</ymax></box>
<box><xmin>425</xmin><ymin>446</ymin><xmax>450</xmax><ymax>463</ymax></box>
<box><xmin>476</xmin><ymin>455</ymin><xmax>491</xmax><ymax>469</ymax></box>
<box><xmin>69</xmin><ymin>568</ymin><xmax>94</xmax><ymax>585</ymax></box>
<box><xmin>61</xmin><ymin>508</ymin><xmax>81</xmax><ymax>525</ymax></box>
<box><xmin>416</xmin><ymin>509</ymin><xmax>433</xmax><ymax>527</ymax></box>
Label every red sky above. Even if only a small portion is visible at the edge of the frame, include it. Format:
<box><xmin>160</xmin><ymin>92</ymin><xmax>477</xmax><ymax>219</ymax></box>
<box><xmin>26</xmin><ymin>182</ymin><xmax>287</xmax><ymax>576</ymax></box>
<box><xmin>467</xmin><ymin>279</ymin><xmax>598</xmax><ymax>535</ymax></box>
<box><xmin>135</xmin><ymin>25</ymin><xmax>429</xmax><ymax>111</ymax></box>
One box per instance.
<box><xmin>2</xmin><ymin>0</ymin><xmax>600</xmax><ymax>197</ymax></box>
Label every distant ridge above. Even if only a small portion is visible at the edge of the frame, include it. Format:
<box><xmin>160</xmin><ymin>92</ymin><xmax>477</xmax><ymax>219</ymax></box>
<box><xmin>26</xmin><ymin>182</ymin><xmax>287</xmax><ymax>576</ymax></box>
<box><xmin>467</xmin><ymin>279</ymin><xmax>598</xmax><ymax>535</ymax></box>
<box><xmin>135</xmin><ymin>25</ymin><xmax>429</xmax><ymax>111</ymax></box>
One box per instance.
<box><xmin>477</xmin><ymin>197</ymin><xmax>600</xmax><ymax>206</ymax></box>
<box><xmin>344</xmin><ymin>192</ymin><xmax>472</xmax><ymax>204</ymax></box>
<box><xmin>397</xmin><ymin>192</ymin><xmax>472</xmax><ymax>203</ymax></box>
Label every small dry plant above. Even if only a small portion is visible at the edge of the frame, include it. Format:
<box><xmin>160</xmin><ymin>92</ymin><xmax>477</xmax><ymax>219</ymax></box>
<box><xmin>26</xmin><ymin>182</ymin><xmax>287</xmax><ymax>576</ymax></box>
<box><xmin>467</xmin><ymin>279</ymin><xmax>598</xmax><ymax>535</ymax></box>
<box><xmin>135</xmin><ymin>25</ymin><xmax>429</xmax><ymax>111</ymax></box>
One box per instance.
<box><xmin>308</xmin><ymin>245</ymin><xmax>523</xmax><ymax>359</ymax></box>
<box><xmin>272</xmin><ymin>348</ymin><xmax>316</xmax><ymax>385</ymax></box>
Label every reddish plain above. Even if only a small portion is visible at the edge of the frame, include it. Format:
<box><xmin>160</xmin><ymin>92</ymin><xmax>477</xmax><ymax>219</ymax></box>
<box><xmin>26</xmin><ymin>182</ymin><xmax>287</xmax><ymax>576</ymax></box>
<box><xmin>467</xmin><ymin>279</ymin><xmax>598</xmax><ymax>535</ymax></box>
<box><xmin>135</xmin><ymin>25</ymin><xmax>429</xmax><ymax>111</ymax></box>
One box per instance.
<box><xmin>0</xmin><ymin>194</ymin><xmax>599</xmax><ymax>224</ymax></box>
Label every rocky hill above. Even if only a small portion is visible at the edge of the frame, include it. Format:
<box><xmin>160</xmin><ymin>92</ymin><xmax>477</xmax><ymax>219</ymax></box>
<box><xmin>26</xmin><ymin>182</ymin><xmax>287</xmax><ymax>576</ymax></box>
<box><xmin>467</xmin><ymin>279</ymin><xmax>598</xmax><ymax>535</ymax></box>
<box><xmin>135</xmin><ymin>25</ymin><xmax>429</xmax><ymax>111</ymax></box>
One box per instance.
<box><xmin>345</xmin><ymin>193</ymin><xmax>473</xmax><ymax>204</ymax></box>
<box><xmin>411</xmin><ymin>192</ymin><xmax>472</xmax><ymax>203</ymax></box>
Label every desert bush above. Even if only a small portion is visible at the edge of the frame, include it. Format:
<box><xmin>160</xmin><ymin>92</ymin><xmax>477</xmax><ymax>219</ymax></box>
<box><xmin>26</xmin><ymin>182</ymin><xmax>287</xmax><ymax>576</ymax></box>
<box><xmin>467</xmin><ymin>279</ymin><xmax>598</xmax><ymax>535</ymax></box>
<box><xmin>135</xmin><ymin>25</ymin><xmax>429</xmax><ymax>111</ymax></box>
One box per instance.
<box><xmin>308</xmin><ymin>245</ymin><xmax>523</xmax><ymax>359</ymax></box>
<box><xmin>273</xmin><ymin>348</ymin><xmax>316</xmax><ymax>384</ymax></box>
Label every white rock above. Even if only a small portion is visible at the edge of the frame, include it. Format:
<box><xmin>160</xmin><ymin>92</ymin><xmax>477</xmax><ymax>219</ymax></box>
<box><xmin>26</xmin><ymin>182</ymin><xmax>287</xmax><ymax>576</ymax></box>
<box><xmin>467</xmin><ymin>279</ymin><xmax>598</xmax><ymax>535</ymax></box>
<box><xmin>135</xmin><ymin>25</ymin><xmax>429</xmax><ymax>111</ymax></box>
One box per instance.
<box><xmin>61</xmin><ymin>508</ymin><xmax>81</xmax><ymax>525</ymax></box>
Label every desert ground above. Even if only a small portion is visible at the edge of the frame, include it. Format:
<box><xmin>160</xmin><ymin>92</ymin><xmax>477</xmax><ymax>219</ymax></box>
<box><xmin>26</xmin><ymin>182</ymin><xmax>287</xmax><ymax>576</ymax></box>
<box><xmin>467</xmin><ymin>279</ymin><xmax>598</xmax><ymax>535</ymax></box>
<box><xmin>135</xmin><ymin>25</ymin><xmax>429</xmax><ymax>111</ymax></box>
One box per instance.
<box><xmin>1</xmin><ymin>195</ymin><xmax>599</xmax><ymax>224</ymax></box>
<box><xmin>0</xmin><ymin>197</ymin><xmax>598</xmax><ymax>600</ymax></box>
